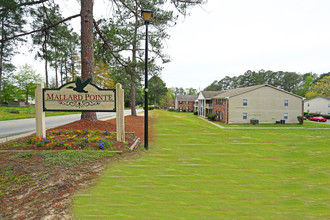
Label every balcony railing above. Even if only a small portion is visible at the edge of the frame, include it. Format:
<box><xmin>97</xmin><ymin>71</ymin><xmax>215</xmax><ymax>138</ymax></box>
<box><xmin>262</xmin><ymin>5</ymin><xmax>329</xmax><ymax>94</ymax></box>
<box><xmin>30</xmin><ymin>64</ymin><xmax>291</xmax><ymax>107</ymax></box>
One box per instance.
<box><xmin>206</xmin><ymin>104</ymin><xmax>213</xmax><ymax>109</ymax></box>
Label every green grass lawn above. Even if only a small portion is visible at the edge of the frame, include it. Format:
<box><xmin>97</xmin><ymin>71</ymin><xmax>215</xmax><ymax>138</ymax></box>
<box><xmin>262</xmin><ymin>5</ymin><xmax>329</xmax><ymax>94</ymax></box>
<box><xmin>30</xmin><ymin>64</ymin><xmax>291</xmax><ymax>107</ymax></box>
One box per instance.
<box><xmin>73</xmin><ymin>110</ymin><xmax>330</xmax><ymax>219</ymax></box>
<box><xmin>0</xmin><ymin>106</ymin><xmax>80</xmax><ymax>121</ymax></box>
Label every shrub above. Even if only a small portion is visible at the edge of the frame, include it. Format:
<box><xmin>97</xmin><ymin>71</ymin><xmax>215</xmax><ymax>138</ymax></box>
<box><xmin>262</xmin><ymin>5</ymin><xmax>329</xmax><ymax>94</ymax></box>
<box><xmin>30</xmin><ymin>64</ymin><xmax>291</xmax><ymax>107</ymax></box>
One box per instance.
<box><xmin>168</xmin><ymin>108</ymin><xmax>175</xmax><ymax>112</ymax></box>
<box><xmin>297</xmin><ymin>116</ymin><xmax>304</xmax><ymax>125</ymax></box>
<box><xmin>305</xmin><ymin>113</ymin><xmax>321</xmax><ymax>118</ymax></box>
<box><xmin>193</xmin><ymin>110</ymin><xmax>198</xmax><ymax>115</ymax></box>
<box><xmin>322</xmin><ymin>115</ymin><xmax>330</xmax><ymax>119</ymax></box>
<box><xmin>8</xmin><ymin>109</ymin><xmax>20</xmax><ymax>114</ymax></box>
<box><xmin>207</xmin><ymin>113</ymin><xmax>216</xmax><ymax>121</ymax></box>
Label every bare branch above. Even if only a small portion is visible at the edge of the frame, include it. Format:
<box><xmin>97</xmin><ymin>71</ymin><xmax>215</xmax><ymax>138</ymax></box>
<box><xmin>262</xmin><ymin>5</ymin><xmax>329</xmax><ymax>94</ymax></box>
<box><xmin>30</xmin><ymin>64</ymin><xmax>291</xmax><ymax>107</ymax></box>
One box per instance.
<box><xmin>0</xmin><ymin>14</ymin><xmax>80</xmax><ymax>43</ymax></box>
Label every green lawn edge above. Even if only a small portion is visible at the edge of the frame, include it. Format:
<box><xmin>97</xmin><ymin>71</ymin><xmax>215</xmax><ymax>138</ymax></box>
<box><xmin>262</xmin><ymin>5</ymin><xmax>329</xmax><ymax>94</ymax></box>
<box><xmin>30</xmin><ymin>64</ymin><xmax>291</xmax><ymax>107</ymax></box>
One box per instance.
<box><xmin>72</xmin><ymin>110</ymin><xmax>330</xmax><ymax>219</ymax></box>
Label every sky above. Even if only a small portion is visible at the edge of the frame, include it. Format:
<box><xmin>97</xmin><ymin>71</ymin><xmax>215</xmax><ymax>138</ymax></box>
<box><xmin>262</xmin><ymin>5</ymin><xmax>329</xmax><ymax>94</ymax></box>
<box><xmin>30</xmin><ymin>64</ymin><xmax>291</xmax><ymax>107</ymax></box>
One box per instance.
<box><xmin>12</xmin><ymin>0</ymin><xmax>330</xmax><ymax>90</ymax></box>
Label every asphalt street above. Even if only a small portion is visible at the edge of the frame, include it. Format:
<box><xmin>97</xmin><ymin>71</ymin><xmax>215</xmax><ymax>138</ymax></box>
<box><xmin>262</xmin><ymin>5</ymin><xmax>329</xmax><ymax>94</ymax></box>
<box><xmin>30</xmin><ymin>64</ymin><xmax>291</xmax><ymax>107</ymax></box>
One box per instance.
<box><xmin>0</xmin><ymin>110</ymin><xmax>143</xmax><ymax>139</ymax></box>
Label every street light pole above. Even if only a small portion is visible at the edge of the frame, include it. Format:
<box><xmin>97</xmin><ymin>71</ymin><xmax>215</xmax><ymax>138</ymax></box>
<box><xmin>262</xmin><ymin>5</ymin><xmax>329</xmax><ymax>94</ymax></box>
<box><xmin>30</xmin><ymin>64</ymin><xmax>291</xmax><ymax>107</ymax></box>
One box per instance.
<box><xmin>142</xmin><ymin>9</ymin><xmax>153</xmax><ymax>150</ymax></box>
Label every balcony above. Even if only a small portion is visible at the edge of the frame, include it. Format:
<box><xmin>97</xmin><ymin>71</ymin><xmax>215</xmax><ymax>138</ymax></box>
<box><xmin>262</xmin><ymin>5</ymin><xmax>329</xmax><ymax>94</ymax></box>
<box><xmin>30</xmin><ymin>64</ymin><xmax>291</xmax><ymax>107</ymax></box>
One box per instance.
<box><xmin>205</xmin><ymin>104</ymin><xmax>213</xmax><ymax>109</ymax></box>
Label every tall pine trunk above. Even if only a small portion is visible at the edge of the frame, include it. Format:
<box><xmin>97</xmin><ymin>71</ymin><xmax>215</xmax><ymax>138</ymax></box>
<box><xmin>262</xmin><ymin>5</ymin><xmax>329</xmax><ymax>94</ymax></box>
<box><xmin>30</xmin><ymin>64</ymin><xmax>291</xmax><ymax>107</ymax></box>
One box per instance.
<box><xmin>60</xmin><ymin>57</ymin><xmax>63</xmax><ymax>85</ymax></box>
<box><xmin>129</xmin><ymin>10</ymin><xmax>139</xmax><ymax>116</ymax></box>
<box><xmin>0</xmin><ymin>18</ymin><xmax>4</xmax><ymax>104</ymax></box>
<box><xmin>54</xmin><ymin>47</ymin><xmax>58</xmax><ymax>88</ymax></box>
<box><xmin>0</xmin><ymin>45</ymin><xmax>3</xmax><ymax>104</ymax></box>
<box><xmin>43</xmin><ymin>31</ymin><xmax>49</xmax><ymax>88</ymax></box>
<box><xmin>80</xmin><ymin>0</ymin><xmax>97</xmax><ymax>121</ymax></box>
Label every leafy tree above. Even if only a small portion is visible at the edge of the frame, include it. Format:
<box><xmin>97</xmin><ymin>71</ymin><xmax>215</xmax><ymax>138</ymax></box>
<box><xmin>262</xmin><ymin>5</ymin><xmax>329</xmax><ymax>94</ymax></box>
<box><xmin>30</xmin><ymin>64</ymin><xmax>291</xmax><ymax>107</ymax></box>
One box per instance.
<box><xmin>1</xmin><ymin>76</ymin><xmax>19</xmax><ymax>103</ymax></box>
<box><xmin>94</xmin><ymin>0</ymin><xmax>176</xmax><ymax>116</ymax></box>
<box><xmin>294</xmin><ymin>72</ymin><xmax>317</xmax><ymax>97</ymax></box>
<box><xmin>159</xmin><ymin>88</ymin><xmax>173</xmax><ymax>108</ymax></box>
<box><xmin>305</xmin><ymin>75</ymin><xmax>330</xmax><ymax>99</ymax></box>
<box><xmin>13</xmin><ymin>64</ymin><xmax>42</xmax><ymax>104</ymax></box>
<box><xmin>204</xmin><ymin>70</ymin><xmax>304</xmax><ymax>93</ymax></box>
<box><xmin>0</xmin><ymin>0</ymin><xmax>26</xmax><ymax>103</ymax></box>
<box><xmin>185</xmin><ymin>87</ymin><xmax>197</xmax><ymax>95</ymax></box>
<box><xmin>148</xmin><ymin>75</ymin><xmax>167</xmax><ymax>106</ymax></box>
<box><xmin>94</xmin><ymin>61</ymin><xmax>115</xmax><ymax>89</ymax></box>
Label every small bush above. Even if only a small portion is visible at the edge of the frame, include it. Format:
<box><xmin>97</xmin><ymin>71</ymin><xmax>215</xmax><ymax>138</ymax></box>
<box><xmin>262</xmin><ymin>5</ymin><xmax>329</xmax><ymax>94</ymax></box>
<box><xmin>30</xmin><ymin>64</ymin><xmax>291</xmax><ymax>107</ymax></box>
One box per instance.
<box><xmin>168</xmin><ymin>108</ymin><xmax>175</xmax><ymax>112</ymax></box>
<box><xmin>207</xmin><ymin>113</ymin><xmax>216</xmax><ymax>121</ymax></box>
<box><xmin>193</xmin><ymin>110</ymin><xmax>198</xmax><ymax>115</ymax></box>
<box><xmin>297</xmin><ymin>116</ymin><xmax>304</xmax><ymax>125</ymax></box>
<box><xmin>7</xmin><ymin>109</ymin><xmax>20</xmax><ymax>114</ymax></box>
<box><xmin>305</xmin><ymin>113</ymin><xmax>321</xmax><ymax>119</ymax></box>
<box><xmin>322</xmin><ymin>115</ymin><xmax>330</xmax><ymax>119</ymax></box>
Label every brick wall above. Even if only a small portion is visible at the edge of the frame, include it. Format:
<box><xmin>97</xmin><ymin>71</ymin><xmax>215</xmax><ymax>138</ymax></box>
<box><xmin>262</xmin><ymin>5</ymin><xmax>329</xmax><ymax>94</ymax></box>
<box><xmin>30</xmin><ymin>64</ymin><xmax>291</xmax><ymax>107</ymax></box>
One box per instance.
<box><xmin>212</xmin><ymin>99</ymin><xmax>228</xmax><ymax>123</ymax></box>
<box><xmin>177</xmin><ymin>101</ymin><xmax>195</xmax><ymax>112</ymax></box>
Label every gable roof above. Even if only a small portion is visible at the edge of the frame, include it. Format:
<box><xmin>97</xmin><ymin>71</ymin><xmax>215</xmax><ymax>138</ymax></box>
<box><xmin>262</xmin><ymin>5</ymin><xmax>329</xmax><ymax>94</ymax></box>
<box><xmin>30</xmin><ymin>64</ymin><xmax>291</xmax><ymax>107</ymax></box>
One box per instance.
<box><xmin>305</xmin><ymin>96</ymin><xmax>330</xmax><ymax>102</ymax></box>
<box><xmin>209</xmin><ymin>84</ymin><xmax>303</xmax><ymax>99</ymax></box>
<box><xmin>176</xmin><ymin>95</ymin><xmax>198</xmax><ymax>101</ymax></box>
<box><xmin>200</xmin><ymin>91</ymin><xmax>224</xmax><ymax>99</ymax></box>
<box><xmin>213</xmin><ymin>85</ymin><xmax>265</xmax><ymax>99</ymax></box>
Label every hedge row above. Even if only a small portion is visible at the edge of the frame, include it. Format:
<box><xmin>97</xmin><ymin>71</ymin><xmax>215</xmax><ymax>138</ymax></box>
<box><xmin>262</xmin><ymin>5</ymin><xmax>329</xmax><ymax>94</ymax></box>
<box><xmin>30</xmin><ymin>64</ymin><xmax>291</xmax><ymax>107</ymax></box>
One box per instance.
<box><xmin>304</xmin><ymin>112</ymin><xmax>330</xmax><ymax>119</ymax></box>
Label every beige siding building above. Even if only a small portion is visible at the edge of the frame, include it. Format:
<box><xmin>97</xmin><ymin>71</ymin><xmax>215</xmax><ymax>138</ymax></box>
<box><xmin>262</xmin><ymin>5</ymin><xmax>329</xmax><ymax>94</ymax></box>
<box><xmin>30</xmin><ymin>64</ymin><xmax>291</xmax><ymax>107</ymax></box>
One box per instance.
<box><xmin>226</xmin><ymin>86</ymin><xmax>303</xmax><ymax>124</ymax></box>
<box><xmin>304</xmin><ymin>97</ymin><xmax>330</xmax><ymax>115</ymax></box>
<box><xmin>200</xmin><ymin>84</ymin><xmax>304</xmax><ymax>124</ymax></box>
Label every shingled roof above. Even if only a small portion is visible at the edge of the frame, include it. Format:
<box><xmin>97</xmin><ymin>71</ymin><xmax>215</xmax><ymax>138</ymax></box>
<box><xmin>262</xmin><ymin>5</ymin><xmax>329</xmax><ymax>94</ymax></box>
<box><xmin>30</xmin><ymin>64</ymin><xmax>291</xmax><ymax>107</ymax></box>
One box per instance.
<box><xmin>213</xmin><ymin>85</ymin><xmax>265</xmax><ymax>99</ymax></box>
<box><xmin>176</xmin><ymin>95</ymin><xmax>198</xmax><ymax>101</ymax></box>
<box><xmin>200</xmin><ymin>91</ymin><xmax>225</xmax><ymax>99</ymax></box>
<box><xmin>202</xmin><ymin>84</ymin><xmax>303</xmax><ymax>99</ymax></box>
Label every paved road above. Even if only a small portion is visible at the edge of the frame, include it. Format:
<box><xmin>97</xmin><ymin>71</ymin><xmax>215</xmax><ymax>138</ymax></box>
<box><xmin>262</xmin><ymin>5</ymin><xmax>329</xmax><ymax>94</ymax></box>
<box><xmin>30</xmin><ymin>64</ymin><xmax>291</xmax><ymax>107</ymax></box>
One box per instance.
<box><xmin>0</xmin><ymin>110</ymin><xmax>143</xmax><ymax>139</ymax></box>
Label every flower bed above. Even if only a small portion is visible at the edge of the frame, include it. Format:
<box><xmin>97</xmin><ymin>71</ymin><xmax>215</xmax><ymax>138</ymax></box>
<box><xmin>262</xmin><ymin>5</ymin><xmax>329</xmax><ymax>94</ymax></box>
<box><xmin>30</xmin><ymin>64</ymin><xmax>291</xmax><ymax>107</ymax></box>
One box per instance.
<box><xmin>0</xmin><ymin>129</ymin><xmax>136</xmax><ymax>151</ymax></box>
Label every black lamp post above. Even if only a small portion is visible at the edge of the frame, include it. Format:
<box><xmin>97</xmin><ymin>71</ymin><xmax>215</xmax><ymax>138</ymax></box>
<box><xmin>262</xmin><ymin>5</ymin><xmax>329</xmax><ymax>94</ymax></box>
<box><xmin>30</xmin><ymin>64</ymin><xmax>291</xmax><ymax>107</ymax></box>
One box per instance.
<box><xmin>142</xmin><ymin>9</ymin><xmax>153</xmax><ymax>150</ymax></box>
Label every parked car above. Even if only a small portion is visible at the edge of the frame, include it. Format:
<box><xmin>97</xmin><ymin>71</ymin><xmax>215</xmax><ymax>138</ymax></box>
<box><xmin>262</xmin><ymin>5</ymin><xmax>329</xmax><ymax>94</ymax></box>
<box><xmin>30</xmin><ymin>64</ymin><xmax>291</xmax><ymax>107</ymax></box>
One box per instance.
<box><xmin>308</xmin><ymin>116</ymin><xmax>327</xmax><ymax>122</ymax></box>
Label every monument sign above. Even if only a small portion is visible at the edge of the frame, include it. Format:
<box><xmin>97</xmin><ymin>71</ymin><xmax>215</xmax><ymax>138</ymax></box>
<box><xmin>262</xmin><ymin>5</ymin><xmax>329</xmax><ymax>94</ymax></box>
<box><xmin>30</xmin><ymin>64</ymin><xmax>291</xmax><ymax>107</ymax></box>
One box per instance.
<box><xmin>43</xmin><ymin>77</ymin><xmax>115</xmax><ymax>112</ymax></box>
<box><xmin>35</xmin><ymin>78</ymin><xmax>125</xmax><ymax>142</ymax></box>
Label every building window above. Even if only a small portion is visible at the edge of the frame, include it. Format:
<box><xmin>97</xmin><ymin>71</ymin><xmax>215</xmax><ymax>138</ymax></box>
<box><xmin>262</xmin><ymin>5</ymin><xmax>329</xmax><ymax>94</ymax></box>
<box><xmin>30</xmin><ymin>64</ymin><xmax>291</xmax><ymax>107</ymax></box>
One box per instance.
<box><xmin>179</xmin><ymin>107</ymin><xmax>183</xmax><ymax>112</ymax></box>
<box><xmin>179</xmin><ymin>101</ymin><xmax>183</xmax><ymax>104</ymax></box>
<box><xmin>216</xmin><ymin>99</ymin><xmax>223</xmax><ymax>105</ymax></box>
<box><xmin>186</xmin><ymin>107</ymin><xmax>189</xmax><ymax>112</ymax></box>
<box><xmin>284</xmin><ymin>113</ymin><xmax>288</xmax><ymax>119</ymax></box>
<box><xmin>307</xmin><ymin>103</ymin><xmax>310</xmax><ymax>107</ymax></box>
<box><xmin>186</xmin><ymin>101</ymin><xmax>189</xmax><ymax>104</ymax></box>
<box><xmin>243</xmin><ymin>99</ymin><xmax>247</xmax><ymax>106</ymax></box>
<box><xmin>284</xmin><ymin>100</ymin><xmax>288</xmax><ymax>106</ymax></box>
<box><xmin>328</xmin><ymin>104</ymin><xmax>330</xmax><ymax>107</ymax></box>
<box><xmin>307</xmin><ymin>109</ymin><xmax>310</xmax><ymax>113</ymax></box>
<box><xmin>243</xmin><ymin>112</ymin><xmax>247</xmax><ymax>119</ymax></box>
<box><xmin>328</xmin><ymin>111</ymin><xmax>330</xmax><ymax>115</ymax></box>
<box><xmin>220</xmin><ymin>111</ymin><xmax>223</xmax><ymax>120</ymax></box>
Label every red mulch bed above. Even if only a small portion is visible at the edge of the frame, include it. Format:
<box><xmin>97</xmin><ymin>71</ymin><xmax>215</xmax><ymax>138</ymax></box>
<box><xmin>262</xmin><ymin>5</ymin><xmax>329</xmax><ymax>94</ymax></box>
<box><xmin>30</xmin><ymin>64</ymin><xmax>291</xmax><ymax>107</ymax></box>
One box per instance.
<box><xmin>52</xmin><ymin>115</ymin><xmax>147</xmax><ymax>141</ymax></box>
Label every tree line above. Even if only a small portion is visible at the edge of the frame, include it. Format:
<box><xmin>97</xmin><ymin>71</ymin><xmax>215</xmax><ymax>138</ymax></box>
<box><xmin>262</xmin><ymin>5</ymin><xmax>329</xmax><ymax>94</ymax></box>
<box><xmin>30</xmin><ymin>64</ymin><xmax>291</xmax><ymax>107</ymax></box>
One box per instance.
<box><xmin>0</xmin><ymin>0</ymin><xmax>207</xmax><ymax>120</ymax></box>
<box><xmin>204</xmin><ymin>70</ymin><xmax>330</xmax><ymax>99</ymax></box>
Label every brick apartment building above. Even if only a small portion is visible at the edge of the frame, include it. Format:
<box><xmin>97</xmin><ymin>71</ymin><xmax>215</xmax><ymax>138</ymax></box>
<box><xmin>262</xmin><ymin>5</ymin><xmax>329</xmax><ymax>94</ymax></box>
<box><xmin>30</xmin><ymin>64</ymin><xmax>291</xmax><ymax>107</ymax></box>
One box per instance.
<box><xmin>174</xmin><ymin>95</ymin><xmax>198</xmax><ymax>112</ymax></box>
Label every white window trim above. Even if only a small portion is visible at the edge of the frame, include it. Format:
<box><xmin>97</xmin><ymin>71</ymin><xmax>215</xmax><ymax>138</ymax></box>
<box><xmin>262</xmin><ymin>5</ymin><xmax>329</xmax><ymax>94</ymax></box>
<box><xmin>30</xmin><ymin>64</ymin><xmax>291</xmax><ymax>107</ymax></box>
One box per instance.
<box><xmin>284</xmin><ymin>113</ymin><xmax>288</xmax><ymax>119</ymax></box>
<box><xmin>243</xmin><ymin>112</ymin><xmax>247</xmax><ymax>119</ymax></box>
<box><xmin>243</xmin><ymin>99</ymin><xmax>247</xmax><ymax>106</ymax></box>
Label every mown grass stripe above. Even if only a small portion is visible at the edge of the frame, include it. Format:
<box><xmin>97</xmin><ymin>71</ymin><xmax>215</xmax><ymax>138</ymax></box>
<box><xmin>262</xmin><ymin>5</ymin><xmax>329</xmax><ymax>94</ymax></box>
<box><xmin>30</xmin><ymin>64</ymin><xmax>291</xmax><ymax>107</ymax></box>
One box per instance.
<box><xmin>73</xmin><ymin>111</ymin><xmax>330</xmax><ymax>219</ymax></box>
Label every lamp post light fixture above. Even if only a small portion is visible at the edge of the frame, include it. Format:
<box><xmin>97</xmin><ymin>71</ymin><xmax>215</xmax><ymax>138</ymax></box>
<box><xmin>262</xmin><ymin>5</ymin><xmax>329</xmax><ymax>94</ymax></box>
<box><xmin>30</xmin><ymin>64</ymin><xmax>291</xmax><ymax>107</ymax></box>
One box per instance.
<box><xmin>142</xmin><ymin>9</ymin><xmax>153</xmax><ymax>150</ymax></box>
